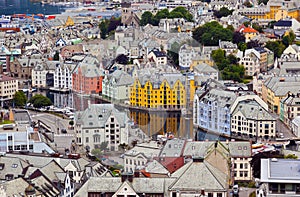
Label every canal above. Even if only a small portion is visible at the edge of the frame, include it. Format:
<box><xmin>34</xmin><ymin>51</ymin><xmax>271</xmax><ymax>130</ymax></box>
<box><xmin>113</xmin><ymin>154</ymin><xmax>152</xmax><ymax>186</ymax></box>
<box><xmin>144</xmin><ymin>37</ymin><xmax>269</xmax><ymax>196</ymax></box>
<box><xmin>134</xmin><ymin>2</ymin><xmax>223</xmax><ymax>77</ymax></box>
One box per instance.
<box><xmin>32</xmin><ymin>90</ymin><xmax>225</xmax><ymax>141</ymax></box>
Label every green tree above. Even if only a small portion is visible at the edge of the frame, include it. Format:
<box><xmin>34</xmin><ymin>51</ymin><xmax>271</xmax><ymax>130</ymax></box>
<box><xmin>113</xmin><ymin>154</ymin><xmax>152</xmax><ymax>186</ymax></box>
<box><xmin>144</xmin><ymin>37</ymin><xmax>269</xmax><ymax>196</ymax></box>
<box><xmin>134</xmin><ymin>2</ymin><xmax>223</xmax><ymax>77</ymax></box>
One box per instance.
<box><xmin>167</xmin><ymin>41</ymin><xmax>181</xmax><ymax>66</ymax></box>
<box><xmin>214</xmin><ymin>7</ymin><xmax>233</xmax><ymax>18</ymax></box>
<box><xmin>238</xmin><ymin>42</ymin><xmax>247</xmax><ymax>52</ymax></box>
<box><xmin>140</xmin><ymin>11</ymin><xmax>154</xmax><ymax>26</ymax></box>
<box><xmin>53</xmin><ymin>51</ymin><xmax>59</xmax><ymax>61</ymax></box>
<box><xmin>99</xmin><ymin>20</ymin><xmax>109</xmax><ymax>39</ymax></box>
<box><xmin>212</xmin><ymin>49</ymin><xmax>226</xmax><ymax>64</ymax></box>
<box><xmin>282</xmin><ymin>31</ymin><xmax>296</xmax><ymax>47</ymax></box>
<box><xmin>252</xmin><ymin>23</ymin><xmax>263</xmax><ymax>33</ymax></box>
<box><xmin>258</xmin><ymin>0</ymin><xmax>269</xmax><ymax>5</ymax></box>
<box><xmin>170</xmin><ymin>6</ymin><xmax>193</xmax><ymax>22</ymax></box>
<box><xmin>29</xmin><ymin>94</ymin><xmax>52</xmax><ymax>108</ymax></box>
<box><xmin>69</xmin><ymin>120</ymin><xmax>74</xmax><ymax>126</ymax></box>
<box><xmin>193</xmin><ymin>21</ymin><xmax>233</xmax><ymax>46</ymax></box>
<box><xmin>13</xmin><ymin>91</ymin><xmax>27</xmax><ymax>107</ymax></box>
<box><xmin>265</xmin><ymin>41</ymin><xmax>286</xmax><ymax>58</ymax></box>
<box><xmin>284</xmin><ymin>154</ymin><xmax>298</xmax><ymax>159</ymax></box>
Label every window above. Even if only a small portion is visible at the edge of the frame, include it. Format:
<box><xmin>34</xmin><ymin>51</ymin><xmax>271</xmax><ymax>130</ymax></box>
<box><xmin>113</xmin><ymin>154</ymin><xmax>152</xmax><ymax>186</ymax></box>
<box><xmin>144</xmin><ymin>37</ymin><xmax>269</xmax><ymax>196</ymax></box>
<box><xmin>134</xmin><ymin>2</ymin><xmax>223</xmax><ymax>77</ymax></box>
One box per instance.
<box><xmin>7</xmin><ymin>136</ymin><xmax>12</xmax><ymax>141</ymax></box>
<box><xmin>217</xmin><ymin>193</ymin><xmax>223</xmax><ymax>197</ymax></box>
<box><xmin>86</xmin><ymin>137</ymin><xmax>89</xmax><ymax>143</ymax></box>
<box><xmin>240</xmin><ymin>163</ymin><xmax>243</xmax><ymax>169</ymax></box>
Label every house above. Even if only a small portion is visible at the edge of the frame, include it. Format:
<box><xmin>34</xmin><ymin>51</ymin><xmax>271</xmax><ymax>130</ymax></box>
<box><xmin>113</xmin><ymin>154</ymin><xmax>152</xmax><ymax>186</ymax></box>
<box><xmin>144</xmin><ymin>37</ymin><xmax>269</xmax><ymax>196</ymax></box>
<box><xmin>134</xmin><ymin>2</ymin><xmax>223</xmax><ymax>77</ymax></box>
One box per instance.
<box><xmin>258</xmin><ymin>158</ymin><xmax>300</xmax><ymax>197</ymax></box>
<box><xmin>262</xmin><ymin>76</ymin><xmax>300</xmax><ymax>114</ymax></box>
<box><xmin>55</xmin><ymin>38</ymin><xmax>67</xmax><ymax>48</ymax></box>
<box><xmin>0</xmin><ymin>156</ymin><xmax>29</xmax><ymax>181</ymax></box>
<box><xmin>245</xmin><ymin>47</ymin><xmax>274</xmax><ymax>72</ymax></box>
<box><xmin>74</xmin><ymin>158</ymin><xmax>229</xmax><ymax>197</ymax></box>
<box><xmin>219</xmin><ymin>41</ymin><xmax>238</xmax><ymax>55</ymax></box>
<box><xmin>237</xmin><ymin>24</ymin><xmax>259</xmax><ymax>43</ymax></box>
<box><xmin>280</xmin><ymin>93</ymin><xmax>300</xmax><ymax>127</ymax></box>
<box><xmin>239</xmin><ymin>54</ymin><xmax>260</xmax><ymax>76</ymax></box>
<box><xmin>231</xmin><ymin>99</ymin><xmax>276</xmax><ymax>140</ymax></box>
<box><xmin>130</xmin><ymin>72</ymin><xmax>188</xmax><ymax>109</ymax></box>
<box><xmin>183</xmin><ymin>141</ymin><xmax>253</xmax><ymax>182</ymax></box>
<box><xmin>53</xmin><ymin>62</ymin><xmax>75</xmax><ymax>91</ymax></box>
<box><xmin>147</xmin><ymin>48</ymin><xmax>167</xmax><ymax>66</ymax></box>
<box><xmin>178</xmin><ymin>44</ymin><xmax>201</xmax><ymax>70</ymax></box>
<box><xmin>193</xmin><ymin>63</ymin><xmax>219</xmax><ymax>80</ymax></box>
<box><xmin>291</xmin><ymin>116</ymin><xmax>300</xmax><ymax>137</ymax></box>
<box><xmin>31</xmin><ymin>61</ymin><xmax>56</xmax><ymax>88</ymax></box>
<box><xmin>121</xmin><ymin>2</ymin><xmax>140</xmax><ymax>27</ymax></box>
<box><xmin>102</xmin><ymin>69</ymin><xmax>134</xmax><ymax>101</ymax></box>
<box><xmin>10</xmin><ymin>57</ymin><xmax>41</xmax><ymax>79</ymax></box>
<box><xmin>74</xmin><ymin>103</ymin><xmax>129</xmax><ymax>152</ymax></box>
<box><xmin>72</xmin><ymin>56</ymin><xmax>103</xmax><ymax>94</ymax></box>
<box><xmin>193</xmin><ymin>88</ymin><xmax>237</xmax><ymax>136</ymax></box>
<box><xmin>124</xmin><ymin>141</ymin><xmax>162</xmax><ymax>173</ymax></box>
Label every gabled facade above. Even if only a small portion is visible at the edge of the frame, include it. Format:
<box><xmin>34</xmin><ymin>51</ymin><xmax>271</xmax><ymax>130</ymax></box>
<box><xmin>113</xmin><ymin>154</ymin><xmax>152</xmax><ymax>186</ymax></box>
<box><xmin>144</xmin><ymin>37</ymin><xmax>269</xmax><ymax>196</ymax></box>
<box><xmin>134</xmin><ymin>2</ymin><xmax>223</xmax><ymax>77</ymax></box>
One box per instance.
<box><xmin>102</xmin><ymin>70</ymin><xmax>134</xmax><ymax>101</ymax></box>
<box><xmin>130</xmin><ymin>74</ymin><xmax>188</xmax><ymax>109</ymax></box>
<box><xmin>53</xmin><ymin>63</ymin><xmax>74</xmax><ymax>90</ymax></box>
<box><xmin>75</xmin><ymin>104</ymin><xmax>129</xmax><ymax>151</ymax></box>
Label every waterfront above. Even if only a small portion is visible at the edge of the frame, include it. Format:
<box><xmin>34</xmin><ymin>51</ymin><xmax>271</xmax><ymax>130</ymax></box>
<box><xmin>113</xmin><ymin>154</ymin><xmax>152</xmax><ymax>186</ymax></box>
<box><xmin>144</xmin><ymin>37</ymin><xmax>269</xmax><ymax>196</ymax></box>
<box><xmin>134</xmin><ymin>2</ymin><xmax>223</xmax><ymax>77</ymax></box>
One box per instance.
<box><xmin>0</xmin><ymin>0</ymin><xmax>68</xmax><ymax>15</ymax></box>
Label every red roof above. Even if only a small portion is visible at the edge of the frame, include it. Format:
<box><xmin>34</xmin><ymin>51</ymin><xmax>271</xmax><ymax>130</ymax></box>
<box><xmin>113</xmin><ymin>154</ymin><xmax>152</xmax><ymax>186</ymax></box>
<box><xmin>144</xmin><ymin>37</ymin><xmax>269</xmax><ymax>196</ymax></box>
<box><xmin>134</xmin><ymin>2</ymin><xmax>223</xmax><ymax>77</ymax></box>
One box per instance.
<box><xmin>242</xmin><ymin>27</ymin><xmax>258</xmax><ymax>33</ymax></box>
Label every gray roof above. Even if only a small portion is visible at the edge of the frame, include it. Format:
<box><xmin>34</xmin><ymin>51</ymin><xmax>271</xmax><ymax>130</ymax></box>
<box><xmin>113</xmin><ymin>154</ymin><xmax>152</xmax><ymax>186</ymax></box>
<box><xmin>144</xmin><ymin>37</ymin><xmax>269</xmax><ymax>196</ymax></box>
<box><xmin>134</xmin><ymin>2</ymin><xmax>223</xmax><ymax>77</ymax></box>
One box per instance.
<box><xmin>0</xmin><ymin>156</ymin><xmax>29</xmax><ymax>180</ymax></box>
<box><xmin>264</xmin><ymin>76</ymin><xmax>300</xmax><ymax>96</ymax></box>
<box><xmin>159</xmin><ymin>139</ymin><xmax>186</xmax><ymax>157</ymax></box>
<box><xmin>75</xmin><ymin>104</ymin><xmax>129</xmax><ymax>129</ymax></box>
<box><xmin>193</xmin><ymin>63</ymin><xmax>218</xmax><ymax>74</ymax></box>
<box><xmin>232</xmin><ymin>100</ymin><xmax>275</xmax><ymax>121</ymax></box>
<box><xmin>169</xmin><ymin>160</ymin><xmax>228</xmax><ymax>192</ymax></box>
<box><xmin>106</xmin><ymin>70</ymin><xmax>134</xmax><ymax>86</ymax></box>
<box><xmin>6</xmin><ymin>153</ymin><xmax>89</xmax><ymax>171</ymax></box>
<box><xmin>125</xmin><ymin>141</ymin><xmax>162</xmax><ymax>158</ymax></box>
<box><xmin>261</xmin><ymin>158</ymin><xmax>300</xmax><ymax>183</ymax></box>
<box><xmin>198</xmin><ymin>88</ymin><xmax>237</xmax><ymax>108</ymax></box>
<box><xmin>145</xmin><ymin>160</ymin><xmax>169</xmax><ymax>175</ymax></box>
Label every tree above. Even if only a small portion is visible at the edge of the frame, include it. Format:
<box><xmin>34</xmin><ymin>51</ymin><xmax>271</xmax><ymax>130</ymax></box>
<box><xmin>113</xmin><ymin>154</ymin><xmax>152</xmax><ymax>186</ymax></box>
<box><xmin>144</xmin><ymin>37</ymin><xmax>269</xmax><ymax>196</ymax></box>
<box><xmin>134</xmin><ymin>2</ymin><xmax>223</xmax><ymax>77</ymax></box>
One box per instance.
<box><xmin>167</xmin><ymin>41</ymin><xmax>181</xmax><ymax>66</ymax></box>
<box><xmin>247</xmin><ymin>40</ymin><xmax>261</xmax><ymax>49</ymax></box>
<box><xmin>282</xmin><ymin>31</ymin><xmax>296</xmax><ymax>47</ymax></box>
<box><xmin>99</xmin><ymin>20</ymin><xmax>109</xmax><ymax>39</ymax></box>
<box><xmin>170</xmin><ymin>6</ymin><xmax>193</xmax><ymax>22</ymax></box>
<box><xmin>233</xmin><ymin>31</ymin><xmax>246</xmax><ymax>44</ymax></box>
<box><xmin>238</xmin><ymin>42</ymin><xmax>247</xmax><ymax>52</ymax></box>
<box><xmin>213</xmin><ymin>7</ymin><xmax>233</xmax><ymax>18</ymax></box>
<box><xmin>53</xmin><ymin>51</ymin><xmax>59</xmax><ymax>61</ymax></box>
<box><xmin>252</xmin><ymin>23</ymin><xmax>263</xmax><ymax>33</ymax></box>
<box><xmin>193</xmin><ymin>21</ymin><xmax>233</xmax><ymax>46</ymax></box>
<box><xmin>13</xmin><ymin>91</ymin><xmax>27</xmax><ymax>107</ymax></box>
<box><xmin>212</xmin><ymin>49</ymin><xmax>226</xmax><ymax>64</ymax></box>
<box><xmin>69</xmin><ymin>120</ymin><xmax>74</xmax><ymax>126</ymax></box>
<box><xmin>107</xmin><ymin>17</ymin><xmax>121</xmax><ymax>33</ymax></box>
<box><xmin>29</xmin><ymin>94</ymin><xmax>52</xmax><ymax>108</ymax></box>
<box><xmin>258</xmin><ymin>0</ymin><xmax>269</xmax><ymax>5</ymax></box>
<box><xmin>265</xmin><ymin>41</ymin><xmax>286</xmax><ymax>58</ymax></box>
<box><xmin>243</xmin><ymin>1</ymin><xmax>253</xmax><ymax>7</ymax></box>
<box><xmin>140</xmin><ymin>11</ymin><xmax>154</xmax><ymax>26</ymax></box>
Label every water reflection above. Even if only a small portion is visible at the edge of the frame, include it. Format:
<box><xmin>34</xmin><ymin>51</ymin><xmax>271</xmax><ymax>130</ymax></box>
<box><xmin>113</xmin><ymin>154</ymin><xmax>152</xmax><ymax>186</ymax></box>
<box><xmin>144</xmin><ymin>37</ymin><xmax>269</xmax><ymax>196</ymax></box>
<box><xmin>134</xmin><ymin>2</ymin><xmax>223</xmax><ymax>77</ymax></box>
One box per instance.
<box><xmin>35</xmin><ymin>90</ymin><xmax>226</xmax><ymax>141</ymax></box>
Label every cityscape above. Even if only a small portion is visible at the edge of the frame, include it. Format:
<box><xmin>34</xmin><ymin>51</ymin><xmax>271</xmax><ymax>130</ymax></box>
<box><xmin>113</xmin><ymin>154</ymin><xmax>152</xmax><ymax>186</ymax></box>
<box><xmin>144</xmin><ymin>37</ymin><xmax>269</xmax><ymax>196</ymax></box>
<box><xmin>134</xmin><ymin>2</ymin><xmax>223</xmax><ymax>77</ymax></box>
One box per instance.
<box><xmin>0</xmin><ymin>0</ymin><xmax>300</xmax><ymax>196</ymax></box>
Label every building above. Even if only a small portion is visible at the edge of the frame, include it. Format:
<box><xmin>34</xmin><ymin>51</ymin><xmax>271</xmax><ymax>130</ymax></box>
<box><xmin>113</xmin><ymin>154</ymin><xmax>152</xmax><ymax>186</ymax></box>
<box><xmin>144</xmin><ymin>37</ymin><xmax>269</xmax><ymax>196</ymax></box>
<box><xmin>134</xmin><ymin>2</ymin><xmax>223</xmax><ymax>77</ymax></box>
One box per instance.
<box><xmin>102</xmin><ymin>70</ymin><xmax>134</xmax><ymax>101</ymax></box>
<box><xmin>239</xmin><ymin>55</ymin><xmax>260</xmax><ymax>76</ymax></box>
<box><xmin>74</xmin><ymin>104</ymin><xmax>129</xmax><ymax>151</ymax></box>
<box><xmin>130</xmin><ymin>73</ymin><xmax>189</xmax><ymax>109</ymax></box>
<box><xmin>53</xmin><ymin>62</ymin><xmax>75</xmax><ymax>91</ymax></box>
<box><xmin>72</xmin><ymin>56</ymin><xmax>103</xmax><ymax>94</ymax></box>
<box><xmin>237</xmin><ymin>0</ymin><xmax>300</xmax><ymax>22</ymax></box>
<box><xmin>280</xmin><ymin>93</ymin><xmax>300</xmax><ymax>127</ymax></box>
<box><xmin>0</xmin><ymin>75</ymin><xmax>18</xmax><ymax>107</ymax></box>
<box><xmin>262</xmin><ymin>76</ymin><xmax>300</xmax><ymax>114</ymax></box>
<box><xmin>193</xmin><ymin>63</ymin><xmax>219</xmax><ymax>80</ymax></box>
<box><xmin>231</xmin><ymin>100</ymin><xmax>276</xmax><ymax>139</ymax></box>
<box><xmin>259</xmin><ymin>158</ymin><xmax>300</xmax><ymax>197</ymax></box>
<box><xmin>178</xmin><ymin>44</ymin><xmax>201</xmax><ymax>70</ymax></box>
<box><xmin>74</xmin><ymin>158</ymin><xmax>229</xmax><ymax>197</ymax></box>
<box><xmin>237</xmin><ymin>25</ymin><xmax>259</xmax><ymax>43</ymax></box>
<box><xmin>31</xmin><ymin>61</ymin><xmax>56</xmax><ymax>88</ymax></box>
<box><xmin>147</xmin><ymin>48</ymin><xmax>167</xmax><ymax>66</ymax></box>
<box><xmin>291</xmin><ymin>116</ymin><xmax>300</xmax><ymax>137</ymax></box>
<box><xmin>123</xmin><ymin>141</ymin><xmax>162</xmax><ymax>173</ymax></box>
<box><xmin>193</xmin><ymin>88</ymin><xmax>237</xmax><ymax>136</ymax></box>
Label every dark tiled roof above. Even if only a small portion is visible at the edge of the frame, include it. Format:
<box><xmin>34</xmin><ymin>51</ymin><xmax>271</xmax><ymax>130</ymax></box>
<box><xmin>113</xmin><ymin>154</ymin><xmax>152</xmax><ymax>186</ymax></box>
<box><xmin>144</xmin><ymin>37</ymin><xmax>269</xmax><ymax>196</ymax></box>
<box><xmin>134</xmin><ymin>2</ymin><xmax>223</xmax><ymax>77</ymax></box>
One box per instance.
<box><xmin>274</xmin><ymin>20</ymin><xmax>292</xmax><ymax>27</ymax></box>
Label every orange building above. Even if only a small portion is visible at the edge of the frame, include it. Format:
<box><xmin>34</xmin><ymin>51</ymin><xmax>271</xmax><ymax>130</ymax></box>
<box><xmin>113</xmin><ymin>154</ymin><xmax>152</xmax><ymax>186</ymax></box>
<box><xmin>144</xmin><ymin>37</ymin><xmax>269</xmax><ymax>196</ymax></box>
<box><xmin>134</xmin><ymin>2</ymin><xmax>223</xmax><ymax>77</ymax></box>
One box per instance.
<box><xmin>72</xmin><ymin>56</ymin><xmax>103</xmax><ymax>94</ymax></box>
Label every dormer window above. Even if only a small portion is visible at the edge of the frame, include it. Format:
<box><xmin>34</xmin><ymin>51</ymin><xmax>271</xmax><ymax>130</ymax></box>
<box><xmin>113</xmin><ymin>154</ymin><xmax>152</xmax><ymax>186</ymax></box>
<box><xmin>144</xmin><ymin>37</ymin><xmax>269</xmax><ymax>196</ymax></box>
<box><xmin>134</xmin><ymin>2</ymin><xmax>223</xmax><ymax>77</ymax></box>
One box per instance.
<box><xmin>0</xmin><ymin>163</ymin><xmax>4</xmax><ymax>170</ymax></box>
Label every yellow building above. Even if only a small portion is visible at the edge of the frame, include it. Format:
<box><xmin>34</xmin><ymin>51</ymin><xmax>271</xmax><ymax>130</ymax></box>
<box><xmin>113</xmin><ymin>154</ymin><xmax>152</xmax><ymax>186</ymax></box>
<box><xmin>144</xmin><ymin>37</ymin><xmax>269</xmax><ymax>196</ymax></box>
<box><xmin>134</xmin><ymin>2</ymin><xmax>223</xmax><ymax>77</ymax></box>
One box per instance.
<box><xmin>262</xmin><ymin>76</ymin><xmax>300</xmax><ymax>114</ymax></box>
<box><xmin>130</xmin><ymin>78</ymin><xmax>186</xmax><ymax>109</ymax></box>
<box><xmin>239</xmin><ymin>0</ymin><xmax>300</xmax><ymax>21</ymax></box>
<box><xmin>190</xmin><ymin>56</ymin><xmax>214</xmax><ymax>70</ymax></box>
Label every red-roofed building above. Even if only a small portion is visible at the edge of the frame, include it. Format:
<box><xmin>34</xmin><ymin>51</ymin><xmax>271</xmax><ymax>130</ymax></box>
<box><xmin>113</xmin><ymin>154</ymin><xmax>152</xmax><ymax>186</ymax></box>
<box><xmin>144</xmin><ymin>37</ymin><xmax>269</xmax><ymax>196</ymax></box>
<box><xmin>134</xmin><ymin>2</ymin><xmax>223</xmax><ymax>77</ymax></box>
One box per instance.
<box><xmin>154</xmin><ymin>156</ymin><xmax>185</xmax><ymax>173</ymax></box>
<box><xmin>237</xmin><ymin>24</ymin><xmax>259</xmax><ymax>42</ymax></box>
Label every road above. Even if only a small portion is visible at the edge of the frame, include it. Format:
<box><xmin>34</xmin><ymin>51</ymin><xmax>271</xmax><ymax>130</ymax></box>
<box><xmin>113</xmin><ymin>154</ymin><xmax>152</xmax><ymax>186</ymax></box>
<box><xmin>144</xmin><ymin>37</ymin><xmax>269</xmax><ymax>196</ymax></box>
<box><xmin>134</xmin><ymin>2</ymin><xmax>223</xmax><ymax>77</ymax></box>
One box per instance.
<box><xmin>30</xmin><ymin>112</ymin><xmax>71</xmax><ymax>134</ymax></box>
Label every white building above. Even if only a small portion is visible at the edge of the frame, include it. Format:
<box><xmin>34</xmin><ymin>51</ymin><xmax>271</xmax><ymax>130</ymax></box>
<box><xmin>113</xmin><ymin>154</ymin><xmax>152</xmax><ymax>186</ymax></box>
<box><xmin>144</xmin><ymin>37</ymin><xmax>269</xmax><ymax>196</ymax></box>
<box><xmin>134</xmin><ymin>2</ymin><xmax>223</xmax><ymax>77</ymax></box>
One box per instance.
<box><xmin>75</xmin><ymin>104</ymin><xmax>129</xmax><ymax>151</ymax></box>
<box><xmin>53</xmin><ymin>63</ymin><xmax>75</xmax><ymax>91</ymax></box>
<box><xmin>179</xmin><ymin>44</ymin><xmax>201</xmax><ymax>70</ymax></box>
<box><xmin>239</xmin><ymin>54</ymin><xmax>260</xmax><ymax>76</ymax></box>
<box><xmin>102</xmin><ymin>70</ymin><xmax>134</xmax><ymax>101</ymax></box>
<box><xmin>123</xmin><ymin>141</ymin><xmax>162</xmax><ymax>173</ymax></box>
<box><xmin>31</xmin><ymin>61</ymin><xmax>56</xmax><ymax>88</ymax></box>
<box><xmin>147</xmin><ymin>48</ymin><xmax>167</xmax><ymax>66</ymax></box>
<box><xmin>291</xmin><ymin>116</ymin><xmax>300</xmax><ymax>137</ymax></box>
